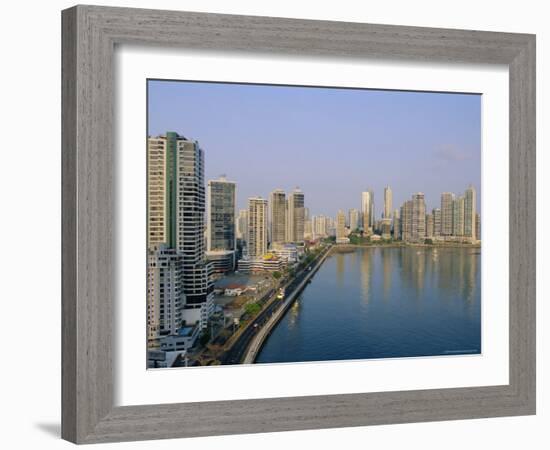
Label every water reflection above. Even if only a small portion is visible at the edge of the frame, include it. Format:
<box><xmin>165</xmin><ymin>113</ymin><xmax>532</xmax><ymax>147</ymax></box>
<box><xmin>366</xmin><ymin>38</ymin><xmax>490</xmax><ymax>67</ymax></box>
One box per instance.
<box><xmin>360</xmin><ymin>249</ymin><xmax>373</xmax><ymax>304</ymax></box>
<box><xmin>256</xmin><ymin>247</ymin><xmax>481</xmax><ymax>364</ymax></box>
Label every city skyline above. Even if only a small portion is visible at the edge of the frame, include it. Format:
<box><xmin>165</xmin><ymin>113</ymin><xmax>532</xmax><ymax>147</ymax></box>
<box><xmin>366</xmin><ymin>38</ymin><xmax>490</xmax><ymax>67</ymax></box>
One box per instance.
<box><xmin>148</xmin><ymin>80</ymin><xmax>481</xmax><ymax>218</ymax></box>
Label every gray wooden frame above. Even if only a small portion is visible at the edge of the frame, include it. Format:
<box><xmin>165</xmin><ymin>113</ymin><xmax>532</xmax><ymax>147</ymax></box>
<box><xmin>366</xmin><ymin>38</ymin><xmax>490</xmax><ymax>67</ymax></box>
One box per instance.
<box><xmin>62</xmin><ymin>4</ymin><xmax>536</xmax><ymax>444</ymax></box>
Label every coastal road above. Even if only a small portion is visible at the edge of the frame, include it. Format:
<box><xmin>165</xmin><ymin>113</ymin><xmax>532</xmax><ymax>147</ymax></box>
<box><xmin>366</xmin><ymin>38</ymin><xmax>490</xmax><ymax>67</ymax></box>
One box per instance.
<box><xmin>219</xmin><ymin>246</ymin><xmax>331</xmax><ymax>365</ymax></box>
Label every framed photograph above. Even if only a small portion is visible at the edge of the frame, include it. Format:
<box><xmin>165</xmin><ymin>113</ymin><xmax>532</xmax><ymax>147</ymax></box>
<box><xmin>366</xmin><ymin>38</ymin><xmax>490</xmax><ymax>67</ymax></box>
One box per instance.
<box><xmin>62</xmin><ymin>5</ymin><xmax>536</xmax><ymax>444</ymax></box>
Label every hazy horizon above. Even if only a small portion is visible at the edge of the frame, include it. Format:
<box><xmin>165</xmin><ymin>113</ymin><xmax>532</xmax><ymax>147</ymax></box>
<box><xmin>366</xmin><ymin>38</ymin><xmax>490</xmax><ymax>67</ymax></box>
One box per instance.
<box><xmin>147</xmin><ymin>80</ymin><xmax>481</xmax><ymax>218</ymax></box>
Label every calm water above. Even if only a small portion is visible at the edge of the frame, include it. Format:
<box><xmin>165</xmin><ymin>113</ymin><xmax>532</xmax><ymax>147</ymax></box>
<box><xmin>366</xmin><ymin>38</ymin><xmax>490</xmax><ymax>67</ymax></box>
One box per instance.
<box><xmin>256</xmin><ymin>247</ymin><xmax>481</xmax><ymax>364</ymax></box>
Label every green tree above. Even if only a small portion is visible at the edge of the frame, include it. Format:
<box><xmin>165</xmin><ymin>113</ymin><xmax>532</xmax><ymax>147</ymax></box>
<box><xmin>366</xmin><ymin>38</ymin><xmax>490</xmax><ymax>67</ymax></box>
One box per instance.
<box><xmin>245</xmin><ymin>302</ymin><xmax>261</xmax><ymax>316</ymax></box>
<box><xmin>272</xmin><ymin>271</ymin><xmax>282</xmax><ymax>279</ymax></box>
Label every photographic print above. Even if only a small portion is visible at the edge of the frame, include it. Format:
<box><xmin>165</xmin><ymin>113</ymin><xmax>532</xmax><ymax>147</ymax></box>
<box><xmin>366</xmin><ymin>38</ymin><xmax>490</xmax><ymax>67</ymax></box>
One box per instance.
<box><xmin>146</xmin><ymin>80</ymin><xmax>481</xmax><ymax>369</ymax></box>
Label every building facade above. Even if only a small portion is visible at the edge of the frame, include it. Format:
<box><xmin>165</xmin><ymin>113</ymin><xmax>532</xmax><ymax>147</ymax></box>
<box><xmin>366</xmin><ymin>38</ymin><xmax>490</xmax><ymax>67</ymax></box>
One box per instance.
<box><xmin>269</xmin><ymin>189</ymin><xmax>287</xmax><ymax>246</ymax></box>
<box><xmin>411</xmin><ymin>193</ymin><xmax>426</xmax><ymax>242</ymax></box>
<box><xmin>464</xmin><ymin>185</ymin><xmax>477</xmax><ymax>240</ymax></box>
<box><xmin>147</xmin><ymin>133</ymin><xmax>213</xmax><ymax>334</ymax></box>
<box><xmin>361</xmin><ymin>190</ymin><xmax>374</xmax><ymax>233</ymax></box>
<box><xmin>349</xmin><ymin>208</ymin><xmax>360</xmax><ymax>232</ymax></box>
<box><xmin>336</xmin><ymin>210</ymin><xmax>349</xmax><ymax>244</ymax></box>
<box><xmin>287</xmin><ymin>188</ymin><xmax>305</xmax><ymax>243</ymax></box>
<box><xmin>147</xmin><ymin>244</ymin><xmax>185</xmax><ymax>347</ymax></box>
<box><xmin>400</xmin><ymin>200</ymin><xmax>413</xmax><ymax>242</ymax></box>
<box><xmin>452</xmin><ymin>196</ymin><xmax>465</xmax><ymax>237</ymax></box>
<box><xmin>248</xmin><ymin>197</ymin><xmax>268</xmax><ymax>258</ymax></box>
<box><xmin>207</xmin><ymin>177</ymin><xmax>236</xmax><ymax>252</ymax></box>
<box><xmin>441</xmin><ymin>192</ymin><xmax>455</xmax><ymax>236</ymax></box>
<box><xmin>433</xmin><ymin>208</ymin><xmax>442</xmax><ymax>237</ymax></box>
<box><xmin>384</xmin><ymin>186</ymin><xmax>393</xmax><ymax>219</ymax></box>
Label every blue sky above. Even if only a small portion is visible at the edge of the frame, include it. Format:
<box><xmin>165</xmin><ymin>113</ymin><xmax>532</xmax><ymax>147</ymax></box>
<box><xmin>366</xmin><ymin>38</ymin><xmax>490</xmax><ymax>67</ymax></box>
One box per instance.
<box><xmin>148</xmin><ymin>80</ymin><xmax>481</xmax><ymax>218</ymax></box>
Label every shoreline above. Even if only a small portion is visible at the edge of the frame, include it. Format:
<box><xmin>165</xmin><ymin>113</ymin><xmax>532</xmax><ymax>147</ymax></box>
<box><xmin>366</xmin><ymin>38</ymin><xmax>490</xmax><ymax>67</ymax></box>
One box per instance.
<box><xmin>332</xmin><ymin>243</ymin><xmax>481</xmax><ymax>250</ymax></box>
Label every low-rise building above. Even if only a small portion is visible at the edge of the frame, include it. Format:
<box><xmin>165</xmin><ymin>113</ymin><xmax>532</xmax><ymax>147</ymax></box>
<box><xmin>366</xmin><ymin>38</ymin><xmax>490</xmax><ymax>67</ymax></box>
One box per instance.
<box><xmin>238</xmin><ymin>253</ymin><xmax>284</xmax><ymax>273</ymax></box>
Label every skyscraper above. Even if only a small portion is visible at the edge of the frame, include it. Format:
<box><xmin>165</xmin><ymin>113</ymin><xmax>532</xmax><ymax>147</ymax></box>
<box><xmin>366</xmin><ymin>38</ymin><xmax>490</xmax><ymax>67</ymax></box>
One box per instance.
<box><xmin>173</xmin><ymin>135</ymin><xmax>213</xmax><ymax>327</ymax></box>
<box><xmin>433</xmin><ymin>208</ymin><xmax>442</xmax><ymax>237</ymax></box>
<box><xmin>361</xmin><ymin>190</ymin><xmax>374</xmax><ymax>234</ymax></box>
<box><xmin>147</xmin><ymin>133</ymin><xmax>177</xmax><ymax>248</ymax></box>
<box><xmin>236</xmin><ymin>209</ymin><xmax>248</xmax><ymax>242</ymax></box>
<box><xmin>248</xmin><ymin>197</ymin><xmax>268</xmax><ymax>258</ymax></box>
<box><xmin>147</xmin><ymin>244</ymin><xmax>184</xmax><ymax>347</ymax></box>
<box><xmin>392</xmin><ymin>209</ymin><xmax>401</xmax><ymax>240</ymax></box>
<box><xmin>453</xmin><ymin>196</ymin><xmax>465</xmax><ymax>237</ymax></box>
<box><xmin>207</xmin><ymin>177</ymin><xmax>236</xmax><ymax>252</ymax></box>
<box><xmin>336</xmin><ymin>210</ymin><xmax>348</xmax><ymax>243</ymax></box>
<box><xmin>441</xmin><ymin>192</ymin><xmax>455</xmax><ymax>236</ymax></box>
<box><xmin>313</xmin><ymin>215</ymin><xmax>328</xmax><ymax>238</ymax></box>
<box><xmin>464</xmin><ymin>185</ymin><xmax>477</xmax><ymax>240</ymax></box>
<box><xmin>349</xmin><ymin>208</ymin><xmax>360</xmax><ymax>232</ymax></box>
<box><xmin>384</xmin><ymin>186</ymin><xmax>393</xmax><ymax>219</ymax></box>
<box><xmin>400</xmin><ymin>200</ymin><xmax>413</xmax><ymax>242</ymax></box>
<box><xmin>147</xmin><ymin>132</ymin><xmax>213</xmax><ymax>331</ymax></box>
<box><xmin>426</xmin><ymin>213</ymin><xmax>434</xmax><ymax>238</ymax></box>
<box><xmin>475</xmin><ymin>213</ymin><xmax>481</xmax><ymax>241</ymax></box>
<box><xmin>287</xmin><ymin>188</ymin><xmax>305</xmax><ymax>243</ymax></box>
<box><xmin>411</xmin><ymin>193</ymin><xmax>426</xmax><ymax>242</ymax></box>
<box><xmin>269</xmin><ymin>189</ymin><xmax>287</xmax><ymax>246</ymax></box>
<box><xmin>206</xmin><ymin>177</ymin><xmax>236</xmax><ymax>274</ymax></box>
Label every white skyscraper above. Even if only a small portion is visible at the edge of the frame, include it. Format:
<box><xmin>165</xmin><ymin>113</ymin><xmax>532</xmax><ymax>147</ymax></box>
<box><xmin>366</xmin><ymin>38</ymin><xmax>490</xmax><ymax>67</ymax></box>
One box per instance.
<box><xmin>236</xmin><ymin>209</ymin><xmax>248</xmax><ymax>242</ymax></box>
<box><xmin>384</xmin><ymin>186</ymin><xmax>393</xmax><ymax>219</ymax></box>
<box><xmin>248</xmin><ymin>197</ymin><xmax>268</xmax><ymax>259</ymax></box>
<box><xmin>464</xmin><ymin>185</ymin><xmax>476</xmax><ymax>240</ymax></box>
<box><xmin>146</xmin><ymin>132</ymin><xmax>213</xmax><ymax>332</ymax></box>
<box><xmin>453</xmin><ymin>196</ymin><xmax>465</xmax><ymax>237</ymax></box>
<box><xmin>441</xmin><ymin>192</ymin><xmax>455</xmax><ymax>236</ymax></box>
<box><xmin>361</xmin><ymin>190</ymin><xmax>374</xmax><ymax>233</ymax></box>
<box><xmin>147</xmin><ymin>244</ymin><xmax>184</xmax><ymax>346</ymax></box>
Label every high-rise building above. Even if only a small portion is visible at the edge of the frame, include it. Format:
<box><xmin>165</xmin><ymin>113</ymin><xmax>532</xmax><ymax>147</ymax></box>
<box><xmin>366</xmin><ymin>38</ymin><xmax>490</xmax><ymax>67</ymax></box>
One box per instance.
<box><xmin>336</xmin><ymin>210</ymin><xmax>348</xmax><ymax>243</ymax></box>
<box><xmin>370</xmin><ymin>189</ymin><xmax>375</xmax><ymax>230</ymax></box>
<box><xmin>475</xmin><ymin>213</ymin><xmax>481</xmax><ymax>241</ymax></box>
<box><xmin>248</xmin><ymin>197</ymin><xmax>268</xmax><ymax>258</ymax></box>
<box><xmin>361</xmin><ymin>191</ymin><xmax>374</xmax><ymax>233</ymax></box>
<box><xmin>147</xmin><ymin>244</ymin><xmax>184</xmax><ymax>347</ymax></box>
<box><xmin>464</xmin><ymin>185</ymin><xmax>476</xmax><ymax>240</ymax></box>
<box><xmin>304</xmin><ymin>219</ymin><xmax>313</xmax><ymax>240</ymax></box>
<box><xmin>349</xmin><ymin>208</ymin><xmax>360</xmax><ymax>232</ymax></box>
<box><xmin>206</xmin><ymin>177</ymin><xmax>236</xmax><ymax>274</ymax></box>
<box><xmin>147</xmin><ymin>133</ymin><xmax>177</xmax><ymax>248</ymax></box>
<box><xmin>236</xmin><ymin>209</ymin><xmax>248</xmax><ymax>242</ymax></box>
<box><xmin>384</xmin><ymin>186</ymin><xmax>393</xmax><ymax>219</ymax></box>
<box><xmin>313</xmin><ymin>215</ymin><xmax>328</xmax><ymax>238</ymax></box>
<box><xmin>426</xmin><ymin>213</ymin><xmax>434</xmax><ymax>238</ymax></box>
<box><xmin>400</xmin><ymin>200</ymin><xmax>413</xmax><ymax>242</ymax></box>
<box><xmin>147</xmin><ymin>132</ymin><xmax>213</xmax><ymax>331</ymax></box>
<box><xmin>433</xmin><ymin>208</ymin><xmax>442</xmax><ymax>237</ymax></box>
<box><xmin>441</xmin><ymin>192</ymin><xmax>455</xmax><ymax>236</ymax></box>
<box><xmin>207</xmin><ymin>177</ymin><xmax>236</xmax><ymax>252</ymax></box>
<box><xmin>393</xmin><ymin>209</ymin><xmax>401</xmax><ymax>240</ymax></box>
<box><xmin>411</xmin><ymin>193</ymin><xmax>426</xmax><ymax>242</ymax></box>
<box><xmin>287</xmin><ymin>188</ymin><xmax>305</xmax><ymax>243</ymax></box>
<box><xmin>453</xmin><ymin>196</ymin><xmax>465</xmax><ymax>237</ymax></box>
<box><xmin>381</xmin><ymin>218</ymin><xmax>392</xmax><ymax>239</ymax></box>
<box><xmin>269</xmin><ymin>189</ymin><xmax>287</xmax><ymax>246</ymax></box>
